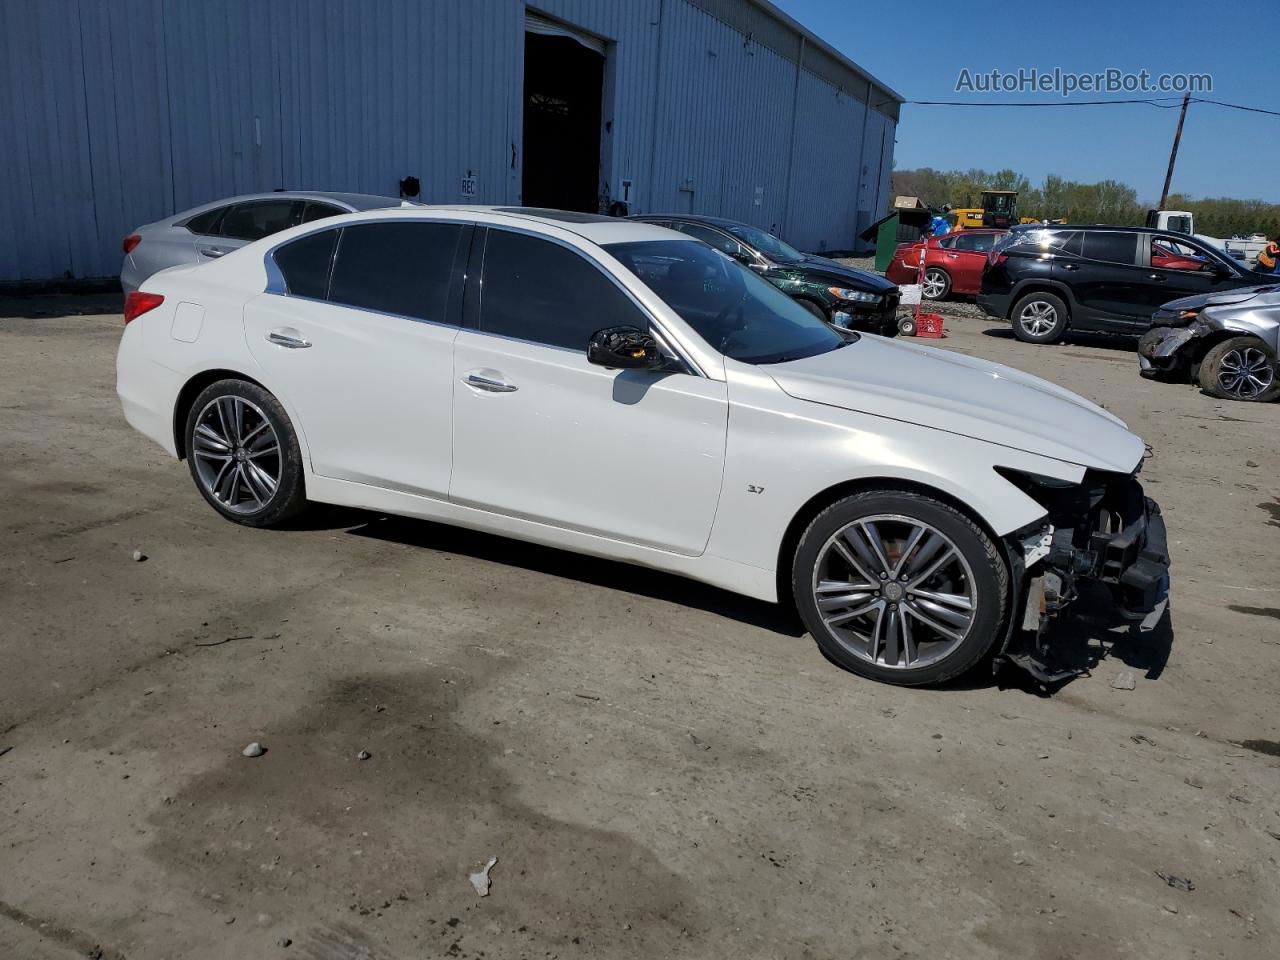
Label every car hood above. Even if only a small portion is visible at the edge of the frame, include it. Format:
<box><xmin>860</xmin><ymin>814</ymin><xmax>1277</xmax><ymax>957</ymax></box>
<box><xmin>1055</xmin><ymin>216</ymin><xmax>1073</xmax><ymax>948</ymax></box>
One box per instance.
<box><xmin>1157</xmin><ymin>283</ymin><xmax>1280</xmax><ymax>317</ymax></box>
<box><xmin>775</xmin><ymin>256</ymin><xmax>898</xmax><ymax>293</ymax></box>
<box><xmin>764</xmin><ymin>336</ymin><xmax>1145</xmax><ymax>473</ymax></box>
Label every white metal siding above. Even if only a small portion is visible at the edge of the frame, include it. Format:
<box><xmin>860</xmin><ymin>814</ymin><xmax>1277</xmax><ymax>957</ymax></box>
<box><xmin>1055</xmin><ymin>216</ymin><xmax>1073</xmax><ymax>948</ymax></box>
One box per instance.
<box><xmin>1</xmin><ymin>0</ymin><xmax>897</xmax><ymax>283</ymax></box>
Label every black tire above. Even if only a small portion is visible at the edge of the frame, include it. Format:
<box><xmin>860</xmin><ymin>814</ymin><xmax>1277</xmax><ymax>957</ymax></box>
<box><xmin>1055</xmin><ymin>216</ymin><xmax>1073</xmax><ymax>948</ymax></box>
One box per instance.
<box><xmin>1199</xmin><ymin>336</ymin><xmax>1280</xmax><ymax>402</ymax></box>
<box><xmin>184</xmin><ymin>379</ymin><xmax>308</xmax><ymax>527</ymax></box>
<box><xmin>1011</xmin><ymin>291</ymin><xmax>1069</xmax><ymax>344</ymax></box>
<box><xmin>796</xmin><ymin>299</ymin><xmax>827</xmax><ymax>322</ymax></box>
<box><xmin>898</xmin><ymin>316</ymin><xmax>917</xmax><ymax>336</ymax></box>
<box><xmin>922</xmin><ymin>267</ymin><xmax>951</xmax><ymax>301</ymax></box>
<box><xmin>792</xmin><ymin>490</ymin><xmax>1009</xmax><ymax>686</ymax></box>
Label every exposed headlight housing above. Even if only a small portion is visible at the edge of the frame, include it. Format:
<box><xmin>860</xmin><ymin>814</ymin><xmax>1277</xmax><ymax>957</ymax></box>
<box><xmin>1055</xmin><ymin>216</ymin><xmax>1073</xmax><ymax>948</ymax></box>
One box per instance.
<box><xmin>829</xmin><ymin>287</ymin><xmax>879</xmax><ymax>304</ymax></box>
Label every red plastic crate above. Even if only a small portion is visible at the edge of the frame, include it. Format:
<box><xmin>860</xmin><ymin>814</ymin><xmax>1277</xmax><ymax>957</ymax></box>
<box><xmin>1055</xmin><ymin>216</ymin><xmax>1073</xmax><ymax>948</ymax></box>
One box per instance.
<box><xmin>915</xmin><ymin>313</ymin><xmax>944</xmax><ymax>338</ymax></box>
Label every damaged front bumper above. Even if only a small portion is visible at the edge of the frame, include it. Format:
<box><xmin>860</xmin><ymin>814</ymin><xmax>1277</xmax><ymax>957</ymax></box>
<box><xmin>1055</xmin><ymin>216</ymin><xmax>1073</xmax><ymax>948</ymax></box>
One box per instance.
<box><xmin>1001</xmin><ymin>470</ymin><xmax>1171</xmax><ymax>683</ymax></box>
<box><xmin>1137</xmin><ymin>325</ymin><xmax>1197</xmax><ymax>377</ymax></box>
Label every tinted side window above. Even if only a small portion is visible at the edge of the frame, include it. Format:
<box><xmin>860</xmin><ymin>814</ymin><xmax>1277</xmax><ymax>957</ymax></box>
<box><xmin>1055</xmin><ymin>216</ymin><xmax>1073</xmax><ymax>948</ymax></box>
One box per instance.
<box><xmin>301</xmin><ymin>201</ymin><xmax>343</xmax><ymax>224</ymax></box>
<box><xmin>480</xmin><ymin>230</ymin><xmax>647</xmax><ymax>350</ymax></box>
<box><xmin>220</xmin><ymin>200</ymin><xmax>304</xmax><ymax>241</ymax></box>
<box><xmin>274</xmin><ymin>229</ymin><xmax>338</xmax><ymax>299</ymax></box>
<box><xmin>952</xmin><ymin>232</ymin><xmax>996</xmax><ymax>252</ymax></box>
<box><xmin>935</xmin><ymin>235</ymin><xmax>958</xmax><ymax>249</ymax></box>
<box><xmin>185</xmin><ymin>206</ymin><xmax>227</xmax><ymax>235</ymax></box>
<box><xmin>1083</xmin><ymin>232</ymin><xmax>1139</xmax><ymax>265</ymax></box>
<box><xmin>328</xmin><ymin>222</ymin><xmax>462</xmax><ymax>322</ymax></box>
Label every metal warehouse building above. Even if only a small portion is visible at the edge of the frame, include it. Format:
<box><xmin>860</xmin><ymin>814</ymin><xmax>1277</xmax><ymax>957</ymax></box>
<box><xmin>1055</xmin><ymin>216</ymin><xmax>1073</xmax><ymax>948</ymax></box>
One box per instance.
<box><xmin>1</xmin><ymin>0</ymin><xmax>901</xmax><ymax>285</ymax></box>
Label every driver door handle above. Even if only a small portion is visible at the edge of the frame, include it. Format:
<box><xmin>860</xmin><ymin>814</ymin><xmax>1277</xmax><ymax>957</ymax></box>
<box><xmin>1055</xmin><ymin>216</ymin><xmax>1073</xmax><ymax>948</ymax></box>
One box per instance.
<box><xmin>1148</xmin><ymin>274</ymin><xmax>1166</xmax><ymax>281</ymax></box>
<box><xmin>464</xmin><ymin>373</ymin><xmax>518</xmax><ymax>393</ymax></box>
<box><xmin>198</xmin><ymin>246</ymin><xmax>228</xmax><ymax>259</ymax></box>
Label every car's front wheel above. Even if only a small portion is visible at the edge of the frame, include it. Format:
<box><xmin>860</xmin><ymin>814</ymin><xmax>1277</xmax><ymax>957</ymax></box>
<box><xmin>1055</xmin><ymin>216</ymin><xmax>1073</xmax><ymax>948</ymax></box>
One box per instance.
<box><xmin>792</xmin><ymin>491</ymin><xmax>1008</xmax><ymax>686</ymax></box>
<box><xmin>1011</xmin><ymin>292</ymin><xmax>1068</xmax><ymax>344</ymax></box>
<box><xmin>184</xmin><ymin>379</ymin><xmax>308</xmax><ymax>527</ymax></box>
<box><xmin>1199</xmin><ymin>336</ymin><xmax>1279</xmax><ymax>402</ymax></box>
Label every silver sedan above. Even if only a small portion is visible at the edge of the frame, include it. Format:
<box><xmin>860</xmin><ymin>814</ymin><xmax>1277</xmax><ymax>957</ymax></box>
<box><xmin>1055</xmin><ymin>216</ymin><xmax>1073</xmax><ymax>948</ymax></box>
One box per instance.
<box><xmin>120</xmin><ymin>191</ymin><xmax>414</xmax><ymax>293</ymax></box>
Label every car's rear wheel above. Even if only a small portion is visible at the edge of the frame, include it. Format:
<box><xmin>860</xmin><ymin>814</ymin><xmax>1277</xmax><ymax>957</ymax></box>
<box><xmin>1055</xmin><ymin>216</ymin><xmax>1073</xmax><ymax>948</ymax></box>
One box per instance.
<box><xmin>1011</xmin><ymin>292</ymin><xmax>1068</xmax><ymax>344</ymax></box>
<box><xmin>1199</xmin><ymin>336</ymin><xmax>1279</xmax><ymax>402</ymax></box>
<box><xmin>792</xmin><ymin>491</ymin><xmax>1008</xmax><ymax>686</ymax></box>
<box><xmin>185</xmin><ymin>379</ymin><xmax>308</xmax><ymax>527</ymax></box>
<box><xmin>922</xmin><ymin>267</ymin><xmax>950</xmax><ymax>300</ymax></box>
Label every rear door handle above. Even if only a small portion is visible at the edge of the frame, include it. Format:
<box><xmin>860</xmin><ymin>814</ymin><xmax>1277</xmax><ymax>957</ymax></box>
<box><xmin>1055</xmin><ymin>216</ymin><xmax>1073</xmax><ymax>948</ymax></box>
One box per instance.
<box><xmin>1062</xmin><ymin>263</ymin><xmax>1080</xmax><ymax>271</ymax></box>
<box><xmin>267</xmin><ymin>329</ymin><xmax>312</xmax><ymax>349</ymax></box>
<box><xmin>1148</xmin><ymin>274</ymin><xmax>1166</xmax><ymax>281</ymax></box>
<box><xmin>464</xmin><ymin>373</ymin><xmax>518</xmax><ymax>393</ymax></box>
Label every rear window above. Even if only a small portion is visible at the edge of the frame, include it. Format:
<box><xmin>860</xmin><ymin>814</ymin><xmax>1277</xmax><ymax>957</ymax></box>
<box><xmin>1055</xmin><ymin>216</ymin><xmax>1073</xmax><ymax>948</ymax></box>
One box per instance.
<box><xmin>1083</xmin><ymin>232</ymin><xmax>1139</xmax><ymax>265</ymax></box>
<box><xmin>328</xmin><ymin>222</ymin><xmax>463</xmax><ymax>322</ymax></box>
<box><xmin>185</xmin><ymin>206</ymin><xmax>227</xmax><ymax>235</ymax></box>
<box><xmin>273</xmin><ymin>229</ymin><xmax>338</xmax><ymax>299</ymax></box>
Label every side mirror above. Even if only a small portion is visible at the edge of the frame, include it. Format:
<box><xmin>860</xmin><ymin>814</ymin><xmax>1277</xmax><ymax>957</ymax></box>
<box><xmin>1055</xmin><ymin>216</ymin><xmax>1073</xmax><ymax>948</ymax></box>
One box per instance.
<box><xmin>587</xmin><ymin>326</ymin><xmax>664</xmax><ymax>370</ymax></box>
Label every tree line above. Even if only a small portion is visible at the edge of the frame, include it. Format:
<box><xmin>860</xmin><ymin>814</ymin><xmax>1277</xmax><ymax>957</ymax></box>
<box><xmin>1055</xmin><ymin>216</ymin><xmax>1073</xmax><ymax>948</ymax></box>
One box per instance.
<box><xmin>891</xmin><ymin>167</ymin><xmax>1278</xmax><ymax>239</ymax></box>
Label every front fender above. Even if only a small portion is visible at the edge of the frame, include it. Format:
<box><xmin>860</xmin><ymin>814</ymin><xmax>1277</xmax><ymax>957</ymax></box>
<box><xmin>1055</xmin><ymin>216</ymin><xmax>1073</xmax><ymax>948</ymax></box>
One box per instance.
<box><xmin>706</xmin><ymin>362</ymin><xmax>1081</xmax><ymax>577</ymax></box>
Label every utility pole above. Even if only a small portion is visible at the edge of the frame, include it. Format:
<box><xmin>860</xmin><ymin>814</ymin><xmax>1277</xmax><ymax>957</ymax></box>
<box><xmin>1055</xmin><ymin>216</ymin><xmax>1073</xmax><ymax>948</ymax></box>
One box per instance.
<box><xmin>1158</xmin><ymin>93</ymin><xmax>1190</xmax><ymax>210</ymax></box>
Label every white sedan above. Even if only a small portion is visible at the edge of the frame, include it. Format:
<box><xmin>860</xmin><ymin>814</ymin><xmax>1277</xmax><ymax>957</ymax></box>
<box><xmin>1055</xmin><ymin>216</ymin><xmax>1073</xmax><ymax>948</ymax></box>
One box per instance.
<box><xmin>116</xmin><ymin>207</ymin><xmax>1169</xmax><ymax>686</ymax></box>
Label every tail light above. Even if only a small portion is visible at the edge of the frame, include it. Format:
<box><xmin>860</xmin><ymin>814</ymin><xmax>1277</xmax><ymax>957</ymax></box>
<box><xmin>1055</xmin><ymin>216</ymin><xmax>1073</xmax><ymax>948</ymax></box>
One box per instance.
<box><xmin>123</xmin><ymin>292</ymin><xmax>164</xmax><ymax>325</ymax></box>
<box><xmin>122</xmin><ymin>234</ymin><xmax>141</xmax><ymax>254</ymax></box>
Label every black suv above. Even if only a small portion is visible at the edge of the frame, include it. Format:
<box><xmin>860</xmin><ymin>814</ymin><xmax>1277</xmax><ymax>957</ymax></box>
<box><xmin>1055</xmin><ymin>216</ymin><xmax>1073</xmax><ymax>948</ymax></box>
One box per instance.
<box><xmin>632</xmin><ymin>214</ymin><xmax>900</xmax><ymax>335</ymax></box>
<box><xmin>978</xmin><ymin>224</ymin><xmax>1273</xmax><ymax>344</ymax></box>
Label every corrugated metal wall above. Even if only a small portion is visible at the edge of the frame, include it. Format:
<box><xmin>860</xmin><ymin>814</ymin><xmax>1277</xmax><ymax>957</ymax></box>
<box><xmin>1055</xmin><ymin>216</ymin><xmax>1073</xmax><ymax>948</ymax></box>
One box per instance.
<box><xmin>0</xmin><ymin>0</ymin><xmax>898</xmax><ymax>283</ymax></box>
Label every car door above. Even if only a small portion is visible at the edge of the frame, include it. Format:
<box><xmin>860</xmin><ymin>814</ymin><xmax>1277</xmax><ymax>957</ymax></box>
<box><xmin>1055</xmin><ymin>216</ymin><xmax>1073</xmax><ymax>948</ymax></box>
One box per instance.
<box><xmin>945</xmin><ymin>232</ymin><xmax>998</xmax><ymax>294</ymax></box>
<box><xmin>1065</xmin><ymin>231</ymin><xmax>1150</xmax><ymax>331</ymax></box>
<box><xmin>449</xmin><ymin>227</ymin><xmax>728</xmax><ymax>556</ymax></box>
<box><xmin>1142</xmin><ymin>234</ymin><xmax>1240</xmax><ymax>316</ymax></box>
<box><xmin>243</xmin><ymin>219</ymin><xmax>469</xmax><ymax>497</ymax></box>
<box><xmin>197</xmin><ymin>199</ymin><xmax>305</xmax><ymax>263</ymax></box>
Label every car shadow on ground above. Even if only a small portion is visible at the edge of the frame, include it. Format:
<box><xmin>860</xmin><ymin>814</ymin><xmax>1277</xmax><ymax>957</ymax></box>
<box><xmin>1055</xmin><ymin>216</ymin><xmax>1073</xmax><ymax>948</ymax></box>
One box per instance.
<box><xmin>981</xmin><ymin>326</ymin><xmax>1142</xmax><ymax>355</ymax></box>
<box><xmin>302</xmin><ymin>506</ymin><xmax>807</xmax><ymax>637</ymax></box>
<box><xmin>290</xmin><ymin>507</ymin><xmax>1174</xmax><ymax>692</ymax></box>
<box><xmin>0</xmin><ymin>292</ymin><xmax>124</xmax><ymax>319</ymax></box>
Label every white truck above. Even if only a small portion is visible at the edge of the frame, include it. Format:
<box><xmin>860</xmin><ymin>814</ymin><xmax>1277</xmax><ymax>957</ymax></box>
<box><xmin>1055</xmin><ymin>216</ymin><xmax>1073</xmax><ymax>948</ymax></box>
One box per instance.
<box><xmin>1145</xmin><ymin>210</ymin><xmax>1270</xmax><ymax>265</ymax></box>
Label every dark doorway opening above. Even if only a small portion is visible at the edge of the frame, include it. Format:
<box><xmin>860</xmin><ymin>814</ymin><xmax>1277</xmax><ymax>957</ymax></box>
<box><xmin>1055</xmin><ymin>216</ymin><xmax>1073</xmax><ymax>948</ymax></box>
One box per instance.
<box><xmin>522</xmin><ymin>32</ymin><xmax>604</xmax><ymax>212</ymax></box>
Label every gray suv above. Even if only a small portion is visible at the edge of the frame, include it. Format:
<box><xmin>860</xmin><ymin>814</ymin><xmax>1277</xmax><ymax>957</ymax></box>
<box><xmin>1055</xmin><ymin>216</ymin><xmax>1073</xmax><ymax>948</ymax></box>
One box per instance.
<box><xmin>120</xmin><ymin>191</ymin><xmax>412</xmax><ymax>293</ymax></box>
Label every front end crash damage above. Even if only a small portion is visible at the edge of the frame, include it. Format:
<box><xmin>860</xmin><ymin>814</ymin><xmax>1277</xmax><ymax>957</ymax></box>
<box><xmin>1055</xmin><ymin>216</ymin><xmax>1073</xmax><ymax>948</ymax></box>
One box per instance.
<box><xmin>996</xmin><ymin>468</ymin><xmax>1170</xmax><ymax>683</ymax></box>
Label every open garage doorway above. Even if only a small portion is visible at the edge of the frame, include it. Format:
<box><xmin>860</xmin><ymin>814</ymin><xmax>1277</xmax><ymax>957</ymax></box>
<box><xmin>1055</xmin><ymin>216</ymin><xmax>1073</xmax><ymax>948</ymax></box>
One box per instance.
<box><xmin>522</xmin><ymin>17</ymin><xmax>605</xmax><ymax>212</ymax></box>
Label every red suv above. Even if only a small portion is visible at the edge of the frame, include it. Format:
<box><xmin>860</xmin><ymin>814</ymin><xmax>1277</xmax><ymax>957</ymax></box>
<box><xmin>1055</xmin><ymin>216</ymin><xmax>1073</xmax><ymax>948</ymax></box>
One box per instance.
<box><xmin>886</xmin><ymin>229</ymin><xmax>1007</xmax><ymax>300</ymax></box>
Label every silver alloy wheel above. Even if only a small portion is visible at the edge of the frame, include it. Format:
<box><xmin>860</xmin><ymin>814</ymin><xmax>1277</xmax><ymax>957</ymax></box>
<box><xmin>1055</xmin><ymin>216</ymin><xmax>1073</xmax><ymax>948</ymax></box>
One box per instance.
<box><xmin>1018</xmin><ymin>300</ymin><xmax>1058</xmax><ymax>336</ymax></box>
<box><xmin>191</xmin><ymin>395</ymin><xmax>282</xmax><ymax>514</ymax></box>
<box><xmin>812</xmin><ymin>514</ymin><xmax>977</xmax><ymax>670</ymax></box>
<box><xmin>922</xmin><ymin>270</ymin><xmax>947</xmax><ymax>300</ymax></box>
<box><xmin>1216</xmin><ymin>346</ymin><xmax>1275</xmax><ymax>399</ymax></box>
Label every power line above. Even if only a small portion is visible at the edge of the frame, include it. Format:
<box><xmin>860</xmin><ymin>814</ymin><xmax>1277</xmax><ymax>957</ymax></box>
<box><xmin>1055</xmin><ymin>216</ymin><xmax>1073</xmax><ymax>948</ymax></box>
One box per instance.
<box><xmin>902</xmin><ymin>95</ymin><xmax>1278</xmax><ymax>115</ymax></box>
<box><xmin>903</xmin><ymin>96</ymin><xmax>1185</xmax><ymax>107</ymax></box>
<box><xmin>1190</xmin><ymin>96</ymin><xmax>1280</xmax><ymax>118</ymax></box>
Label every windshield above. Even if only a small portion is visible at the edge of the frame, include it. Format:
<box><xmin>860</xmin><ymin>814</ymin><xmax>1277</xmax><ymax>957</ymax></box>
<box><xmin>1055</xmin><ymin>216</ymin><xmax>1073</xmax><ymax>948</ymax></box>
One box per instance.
<box><xmin>604</xmin><ymin>240</ymin><xmax>849</xmax><ymax>365</ymax></box>
<box><xmin>722</xmin><ymin>224</ymin><xmax>804</xmax><ymax>263</ymax></box>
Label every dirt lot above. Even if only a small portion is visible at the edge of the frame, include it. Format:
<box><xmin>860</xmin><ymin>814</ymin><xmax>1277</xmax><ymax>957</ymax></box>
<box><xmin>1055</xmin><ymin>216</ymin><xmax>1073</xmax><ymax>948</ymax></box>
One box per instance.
<box><xmin>2</xmin><ymin>298</ymin><xmax>1278</xmax><ymax>960</ymax></box>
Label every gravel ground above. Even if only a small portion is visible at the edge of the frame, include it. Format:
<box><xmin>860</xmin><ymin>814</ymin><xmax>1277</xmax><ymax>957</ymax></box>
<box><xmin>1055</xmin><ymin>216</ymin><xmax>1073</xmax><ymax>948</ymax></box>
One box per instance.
<box><xmin>2</xmin><ymin>300</ymin><xmax>1278</xmax><ymax>960</ymax></box>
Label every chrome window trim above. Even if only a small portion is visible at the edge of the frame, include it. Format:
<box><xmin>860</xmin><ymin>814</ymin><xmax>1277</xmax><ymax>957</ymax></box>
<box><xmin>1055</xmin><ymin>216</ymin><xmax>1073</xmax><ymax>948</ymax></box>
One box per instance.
<box><xmin>261</xmin><ymin>215</ymin><xmax>707</xmax><ymax>377</ymax></box>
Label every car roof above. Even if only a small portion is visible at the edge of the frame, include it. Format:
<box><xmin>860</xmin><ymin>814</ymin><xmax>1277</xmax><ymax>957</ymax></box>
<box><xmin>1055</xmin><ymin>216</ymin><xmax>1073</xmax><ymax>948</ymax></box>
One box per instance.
<box><xmin>632</xmin><ymin>214</ymin><xmax>749</xmax><ymax>230</ymax></box>
<box><xmin>1010</xmin><ymin>223</ymin><xmax>1173</xmax><ymax>235</ymax></box>
<box><xmin>333</xmin><ymin>205</ymin><xmax>688</xmax><ymax>246</ymax></box>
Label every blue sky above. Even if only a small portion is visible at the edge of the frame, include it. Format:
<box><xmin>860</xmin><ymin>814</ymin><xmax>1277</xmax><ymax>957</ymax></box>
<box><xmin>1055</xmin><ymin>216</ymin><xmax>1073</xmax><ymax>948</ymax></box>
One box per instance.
<box><xmin>773</xmin><ymin>0</ymin><xmax>1279</xmax><ymax>203</ymax></box>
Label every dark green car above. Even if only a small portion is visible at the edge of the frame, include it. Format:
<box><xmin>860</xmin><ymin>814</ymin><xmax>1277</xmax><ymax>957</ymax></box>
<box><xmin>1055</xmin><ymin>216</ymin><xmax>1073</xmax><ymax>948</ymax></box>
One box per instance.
<box><xmin>631</xmin><ymin>214</ymin><xmax>901</xmax><ymax>336</ymax></box>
